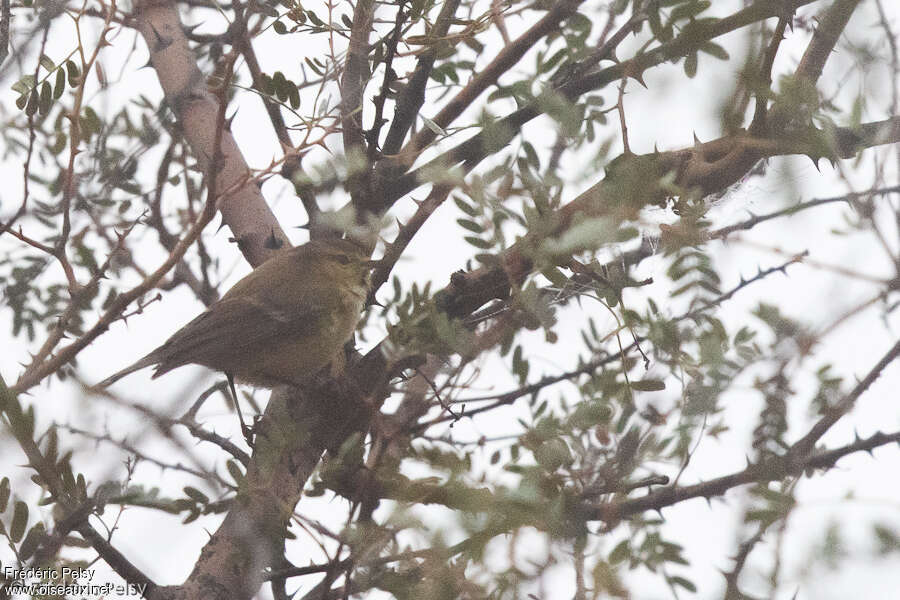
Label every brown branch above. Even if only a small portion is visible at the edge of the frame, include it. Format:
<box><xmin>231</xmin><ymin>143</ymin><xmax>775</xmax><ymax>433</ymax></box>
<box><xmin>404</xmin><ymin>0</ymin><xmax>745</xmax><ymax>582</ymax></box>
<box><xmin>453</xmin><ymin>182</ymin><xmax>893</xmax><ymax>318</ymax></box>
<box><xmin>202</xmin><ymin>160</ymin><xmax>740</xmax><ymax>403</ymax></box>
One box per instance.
<box><xmin>12</xmin><ymin>192</ymin><xmax>217</xmax><ymax>394</ymax></box>
<box><xmin>377</xmin><ymin>0</ymin><xmax>822</xmax><ymax>215</ymax></box>
<box><xmin>422</xmin><ymin>112</ymin><xmax>900</xmax><ymax>325</ymax></box>
<box><xmin>365</xmin><ymin>1</ymin><xmax>408</xmax><ymax>163</ymax></box>
<box><xmin>749</xmin><ymin>10</ymin><xmax>790</xmax><ymax>134</ymax></box>
<box><xmin>795</xmin><ymin>0</ymin><xmax>861</xmax><ymax>84</ymax></box>
<box><xmin>340</xmin><ymin>0</ymin><xmax>375</xmax><ymax>201</ymax></box>
<box><xmin>588</xmin><ymin>429</ymin><xmax>900</xmax><ymax>524</ymax></box>
<box><xmin>0</xmin><ymin>376</ymin><xmax>158</xmax><ymax>596</ymax></box>
<box><xmin>380</xmin><ymin>0</ymin><xmax>461</xmax><ymax>155</ymax></box>
<box><xmin>723</xmin><ymin>520</ymin><xmax>775</xmax><ymax>598</ymax></box>
<box><xmin>403</xmin><ymin>0</ymin><xmax>586</xmax><ymax>157</ymax></box>
<box><xmin>418</xmin><ymin>251</ymin><xmax>795</xmax><ymax>431</ymax></box>
<box><xmin>368</xmin><ymin>183</ymin><xmax>453</xmax><ymax>302</ymax></box>
<box><xmin>788</xmin><ymin>338</ymin><xmax>900</xmax><ymax>460</ymax></box>
<box><xmin>711</xmin><ymin>185</ymin><xmax>900</xmax><ymax>239</ymax></box>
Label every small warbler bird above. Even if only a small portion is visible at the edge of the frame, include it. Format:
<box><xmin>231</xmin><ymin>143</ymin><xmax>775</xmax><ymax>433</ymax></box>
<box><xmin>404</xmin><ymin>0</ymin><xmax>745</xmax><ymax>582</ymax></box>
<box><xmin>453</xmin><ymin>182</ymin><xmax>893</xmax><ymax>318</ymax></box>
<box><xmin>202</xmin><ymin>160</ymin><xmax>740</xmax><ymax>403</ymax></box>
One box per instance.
<box><xmin>98</xmin><ymin>239</ymin><xmax>373</xmax><ymax>388</ymax></box>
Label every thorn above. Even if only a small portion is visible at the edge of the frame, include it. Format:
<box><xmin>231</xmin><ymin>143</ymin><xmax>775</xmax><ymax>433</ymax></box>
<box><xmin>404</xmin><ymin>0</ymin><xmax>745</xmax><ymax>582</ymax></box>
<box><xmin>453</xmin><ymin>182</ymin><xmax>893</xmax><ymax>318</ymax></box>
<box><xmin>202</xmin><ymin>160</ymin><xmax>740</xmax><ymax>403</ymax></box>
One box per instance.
<box><xmin>693</xmin><ymin>131</ymin><xmax>702</xmax><ymax>146</ymax></box>
<box><xmin>632</xmin><ymin>71</ymin><xmax>648</xmax><ymax>88</ymax></box>
<box><xmin>182</xmin><ymin>23</ymin><xmax>202</xmax><ymax>36</ymax></box>
<box><xmin>149</xmin><ymin>24</ymin><xmax>173</xmax><ymax>53</ymax></box>
<box><xmin>224</xmin><ymin>109</ymin><xmax>238</xmax><ymax>131</ymax></box>
<box><xmin>264</xmin><ymin>229</ymin><xmax>284</xmax><ymax>250</ymax></box>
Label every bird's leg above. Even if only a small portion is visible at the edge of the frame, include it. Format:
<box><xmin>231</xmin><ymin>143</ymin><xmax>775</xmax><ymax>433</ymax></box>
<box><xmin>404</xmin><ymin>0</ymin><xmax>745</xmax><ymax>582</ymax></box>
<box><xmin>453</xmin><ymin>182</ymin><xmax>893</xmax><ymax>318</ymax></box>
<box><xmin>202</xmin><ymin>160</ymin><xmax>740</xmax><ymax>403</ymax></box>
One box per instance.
<box><xmin>226</xmin><ymin>373</ymin><xmax>254</xmax><ymax>446</ymax></box>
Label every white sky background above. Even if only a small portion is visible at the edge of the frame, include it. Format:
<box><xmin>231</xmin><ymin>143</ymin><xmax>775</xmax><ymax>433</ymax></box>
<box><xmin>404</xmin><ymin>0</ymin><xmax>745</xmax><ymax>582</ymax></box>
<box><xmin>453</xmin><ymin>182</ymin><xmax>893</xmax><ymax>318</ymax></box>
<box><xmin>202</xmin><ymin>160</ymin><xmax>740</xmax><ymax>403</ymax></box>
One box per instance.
<box><xmin>1</xmin><ymin>1</ymin><xmax>900</xmax><ymax>599</ymax></box>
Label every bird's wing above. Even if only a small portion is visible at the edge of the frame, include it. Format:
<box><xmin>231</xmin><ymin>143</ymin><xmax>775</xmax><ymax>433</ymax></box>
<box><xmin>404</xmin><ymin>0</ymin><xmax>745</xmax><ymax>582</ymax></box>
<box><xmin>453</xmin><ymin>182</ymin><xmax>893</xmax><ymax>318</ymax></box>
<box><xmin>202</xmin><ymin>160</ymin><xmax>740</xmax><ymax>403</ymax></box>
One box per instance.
<box><xmin>96</xmin><ymin>297</ymin><xmax>324</xmax><ymax>387</ymax></box>
<box><xmin>150</xmin><ymin>295</ymin><xmax>324</xmax><ymax>376</ymax></box>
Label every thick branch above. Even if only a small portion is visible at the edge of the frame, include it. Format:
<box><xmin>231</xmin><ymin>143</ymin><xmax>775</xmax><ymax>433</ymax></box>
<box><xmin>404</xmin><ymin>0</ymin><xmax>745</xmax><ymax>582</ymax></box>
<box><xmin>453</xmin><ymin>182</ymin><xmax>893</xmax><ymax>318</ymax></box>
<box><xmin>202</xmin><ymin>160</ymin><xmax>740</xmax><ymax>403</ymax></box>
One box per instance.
<box><xmin>341</xmin><ymin>0</ymin><xmax>375</xmax><ymax>202</ymax></box>
<box><xmin>796</xmin><ymin>0</ymin><xmax>861</xmax><ymax>83</ymax></box>
<box><xmin>135</xmin><ymin>0</ymin><xmax>287</xmax><ymax>266</ymax></box>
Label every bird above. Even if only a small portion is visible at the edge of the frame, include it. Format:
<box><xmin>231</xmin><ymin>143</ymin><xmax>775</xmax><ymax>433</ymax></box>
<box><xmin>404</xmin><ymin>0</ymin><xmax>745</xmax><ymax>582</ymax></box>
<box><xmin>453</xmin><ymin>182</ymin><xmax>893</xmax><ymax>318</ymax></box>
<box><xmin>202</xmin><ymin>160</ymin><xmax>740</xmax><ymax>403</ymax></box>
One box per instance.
<box><xmin>97</xmin><ymin>238</ymin><xmax>373</xmax><ymax>389</ymax></box>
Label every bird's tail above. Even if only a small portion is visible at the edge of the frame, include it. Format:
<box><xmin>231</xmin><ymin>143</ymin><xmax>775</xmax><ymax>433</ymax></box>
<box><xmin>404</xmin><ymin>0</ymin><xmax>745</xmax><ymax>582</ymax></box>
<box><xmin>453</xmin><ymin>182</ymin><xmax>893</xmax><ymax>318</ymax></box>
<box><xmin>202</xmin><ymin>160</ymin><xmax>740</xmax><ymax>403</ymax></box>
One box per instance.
<box><xmin>95</xmin><ymin>355</ymin><xmax>158</xmax><ymax>388</ymax></box>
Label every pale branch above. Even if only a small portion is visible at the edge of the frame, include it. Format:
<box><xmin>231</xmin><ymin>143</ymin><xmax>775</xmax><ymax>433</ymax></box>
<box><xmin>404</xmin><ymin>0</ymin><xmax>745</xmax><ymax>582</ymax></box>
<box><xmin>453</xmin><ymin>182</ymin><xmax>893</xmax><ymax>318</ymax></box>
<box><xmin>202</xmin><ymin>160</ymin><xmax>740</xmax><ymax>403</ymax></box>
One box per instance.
<box><xmin>134</xmin><ymin>0</ymin><xmax>288</xmax><ymax>266</ymax></box>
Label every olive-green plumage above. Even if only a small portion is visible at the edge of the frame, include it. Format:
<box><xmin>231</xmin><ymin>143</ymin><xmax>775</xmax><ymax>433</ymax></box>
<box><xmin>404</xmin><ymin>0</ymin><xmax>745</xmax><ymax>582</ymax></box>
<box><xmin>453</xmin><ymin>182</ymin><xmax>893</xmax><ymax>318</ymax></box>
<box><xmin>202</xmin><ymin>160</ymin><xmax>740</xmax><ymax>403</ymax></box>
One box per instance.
<box><xmin>98</xmin><ymin>239</ymin><xmax>371</xmax><ymax>388</ymax></box>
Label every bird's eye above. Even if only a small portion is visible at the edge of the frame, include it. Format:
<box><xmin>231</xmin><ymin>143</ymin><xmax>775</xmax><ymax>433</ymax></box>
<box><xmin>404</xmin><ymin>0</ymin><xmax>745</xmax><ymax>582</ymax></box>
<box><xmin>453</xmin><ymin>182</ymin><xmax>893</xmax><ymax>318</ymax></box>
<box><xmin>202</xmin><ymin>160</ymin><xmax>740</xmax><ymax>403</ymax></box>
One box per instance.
<box><xmin>335</xmin><ymin>255</ymin><xmax>351</xmax><ymax>265</ymax></box>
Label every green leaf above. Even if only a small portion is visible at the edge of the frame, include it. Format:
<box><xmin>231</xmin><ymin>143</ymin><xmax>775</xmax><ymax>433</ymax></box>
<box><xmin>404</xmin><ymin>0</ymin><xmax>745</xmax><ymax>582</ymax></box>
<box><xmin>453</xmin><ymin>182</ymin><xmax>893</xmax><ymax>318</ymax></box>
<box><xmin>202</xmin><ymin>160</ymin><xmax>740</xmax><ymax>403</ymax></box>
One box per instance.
<box><xmin>25</xmin><ymin>89</ymin><xmax>39</xmax><ymax>116</ymax></box>
<box><xmin>456</xmin><ymin>218</ymin><xmax>483</xmax><ymax>233</ymax></box>
<box><xmin>631</xmin><ymin>379</ymin><xmax>666</xmax><ymax>392</ymax></box>
<box><xmin>700</xmin><ymin>41</ymin><xmax>729</xmax><ymax>60</ymax></box>
<box><xmin>12</xmin><ymin>75</ymin><xmax>34</xmax><ymax>95</ymax></box>
<box><xmin>39</xmin><ymin>81</ymin><xmax>52</xmax><ymax>115</ymax></box>
<box><xmin>39</xmin><ymin>54</ymin><xmax>55</xmax><ymax>72</ymax></box>
<box><xmin>668</xmin><ymin>575</ymin><xmax>697</xmax><ymax>592</ymax></box>
<box><xmin>226</xmin><ymin>460</ymin><xmax>245</xmax><ymax>485</ymax></box>
<box><xmin>18</xmin><ymin>523</ymin><xmax>44</xmax><ymax>560</ymax></box>
<box><xmin>683</xmin><ymin>52</ymin><xmax>698</xmax><ymax>78</ymax></box>
<box><xmin>671</xmin><ymin>0</ymin><xmax>710</xmax><ymax>22</ymax></box>
<box><xmin>609</xmin><ymin>539</ymin><xmax>630</xmax><ymax>563</ymax></box>
<box><xmin>10</xmin><ymin>501</ymin><xmax>28</xmax><ymax>542</ymax></box>
<box><xmin>534</xmin><ymin>438</ymin><xmax>572</xmax><ymax>471</ymax></box>
<box><xmin>183</xmin><ymin>486</ymin><xmax>209</xmax><ymax>504</ymax></box>
<box><xmin>464</xmin><ymin>236</ymin><xmax>493</xmax><ymax>249</ymax></box>
<box><xmin>53</xmin><ymin>67</ymin><xmax>65</xmax><ymax>99</ymax></box>
<box><xmin>66</xmin><ymin>60</ymin><xmax>80</xmax><ymax>87</ymax></box>
<box><xmin>453</xmin><ymin>195</ymin><xmax>479</xmax><ymax>217</ymax></box>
